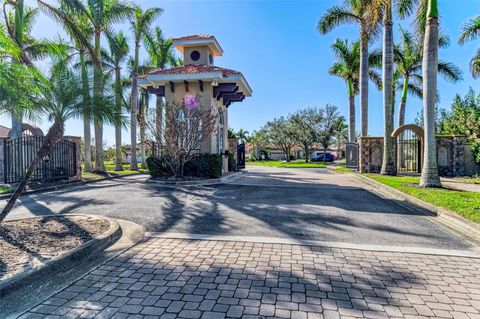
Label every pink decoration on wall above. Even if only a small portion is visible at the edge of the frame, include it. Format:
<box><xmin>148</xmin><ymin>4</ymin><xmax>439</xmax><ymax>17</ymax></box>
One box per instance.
<box><xmin>184</xmin><ymin>94</ymin><xmax>199</xmax><ymax>110</ymax></box>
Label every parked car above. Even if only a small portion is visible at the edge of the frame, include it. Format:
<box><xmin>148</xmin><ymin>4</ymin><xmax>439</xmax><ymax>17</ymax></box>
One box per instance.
<box><xmin>311</xmin><ymin>152</ymin><xmax>335</xmax><ymax>162</ymax></box>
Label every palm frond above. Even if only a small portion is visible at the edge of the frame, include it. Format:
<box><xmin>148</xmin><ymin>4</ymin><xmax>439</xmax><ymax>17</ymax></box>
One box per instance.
<box><xmin>406</xmin><ymin>82</ymin><xmax>423</xmax><ymax>99</ymax></box>
<box><xmin>470</xmin><ymin>48</ymin><xmax>480</xmax><ymax>79</ymax></box>
<box><xmin>368</xmin><ymin>48</ymin><xmax>382</xmax><ymax>68</ymax></box>
<box><xmin>37</xmin><ymin>0</ymin><xmax>98</xmax><ymax>64</ymax></box>
<box><xmin>317</xmin><ymin>6</ymin><xmax>361</xmax><ymax>34</ymax></box>
<box><xmin>104</xmin><ymin>0</ymin><xmax>134</xmax><ymax>27</ymax></box>
<box><xmin>459</xmin><ymin>16</ymin><xmax>480</xmax><ymax>45</ymax></box>
<box><xmin>437</xmin><ymin>60</ymin><xmax>463</xmax><ymax>83</ymax></box>
<box><xmin>368</xmin><ymin>70</ymin><xmax>382</xmax><ymax>90</ymax></box>
<box><xmin>395</xmin><ymin>0</ymin><xmax>419</xmax><ymax>19</ymax></box>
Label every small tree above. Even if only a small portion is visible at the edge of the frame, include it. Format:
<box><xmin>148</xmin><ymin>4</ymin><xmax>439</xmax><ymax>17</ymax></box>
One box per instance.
<box><xmin>0</xmin><ymin>62</ymin><xmax>117</xmax><ymax>222</ymax></box>
<box><xmin>317</xmin><ymin>105</ymin><xmax>345</xmax><ymax>164</ymax></box>
<box><xmin>290</xmin><ymin>108</ymin><xmax>322</xmax><ymax>162</ymax></box>
<box><xmin>261</xmin><ymin>117</ymin><xmax>296</xmax><ymax>162</ymax></box>
<box><xmin>146</xmin><ymin>100</ymin><xmax>216</xmax><ymax>178</ymax></box>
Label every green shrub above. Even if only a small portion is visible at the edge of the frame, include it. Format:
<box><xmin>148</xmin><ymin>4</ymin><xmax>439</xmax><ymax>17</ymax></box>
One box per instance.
<box><xmin>228</xmin><ymin>152</ymin><xmax>237</xmax><ymax>172</ymax></box>
<box><xmin>146</xmin><ymin>156</ymin><xmax>172</xmax><ymax>177</ymax></box>
<box><xmin>184</xmin><ymin>153</ymin><xmax>222</xmax><ymax>178</ymax></box>
<box><xmin>473</xmin><ymin>140</ymin><xmax>480</xmax><ymax>164</ymax></box>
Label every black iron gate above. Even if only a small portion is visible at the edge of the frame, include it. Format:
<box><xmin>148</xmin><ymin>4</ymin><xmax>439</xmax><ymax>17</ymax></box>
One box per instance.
<box><xmin>237</xmin><ymin>143</ymin><xmax>245</xmax><ymax>169</ymax></box>
<box><xmin>395</xmin><ymin>129</ymin><xmax>421</xmax><ymax>174</ymax></box>
<box><xmin>4</xmin><ymin>136</ymin><xmax>77</xmax><ymax>184</ymax></box>
<box><xmin>345</xmin><ymin>142</ymin><xmax>359</xmax><ymax>169</ymax></box>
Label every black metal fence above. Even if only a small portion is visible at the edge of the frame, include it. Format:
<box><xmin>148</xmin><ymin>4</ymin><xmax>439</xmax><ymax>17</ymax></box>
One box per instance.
<box><xmin>3</xmin><ymin>136</ymin><xmax>77</xmax><ymax>184</ymax></box>
<box><xmin>395</xmin><ymin>129</ymin><xmax>422</xmax><ymax>174</ymax></box>
<box><xmin>237</xmin><ymin>143</ymin><xmax>246</xmax><ymax>169</ymax></box>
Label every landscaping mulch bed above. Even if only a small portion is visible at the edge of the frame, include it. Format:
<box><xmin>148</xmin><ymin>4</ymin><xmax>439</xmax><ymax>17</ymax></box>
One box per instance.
<box><xmin>0</xmin><ymin>216</ymin><xmax>110</xmax><ymax>281</ymax></box>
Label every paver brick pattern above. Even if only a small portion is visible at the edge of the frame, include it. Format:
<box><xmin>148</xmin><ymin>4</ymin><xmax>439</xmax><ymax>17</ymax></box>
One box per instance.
<box><xmin>22</xmin><ymin>238</ymin><xmax>480</xmax><ymax>318</ymax></box>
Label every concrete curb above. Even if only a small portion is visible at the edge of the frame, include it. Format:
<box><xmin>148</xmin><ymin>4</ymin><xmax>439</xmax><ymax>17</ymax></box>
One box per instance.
<box><xmin>354</xmin><ymin>173</ymin><xmax>480</xmax><ymax>245</ymax></box>
<box><xmin>0</xmin><ymin>173</ymin><xmax>149</xmax><ymax>200</ymax></box>
<box><xmin>146</xmin><ymin>232</ymin><xmax>480</xmax><ymax>258</ymax></box>
<box><xmin>0</xmin><ymin>215</ymin><xmax>122</xmax><ymax>299</ymax></box>
<box><xmin>146</xmin><ymin>171</ymin><xmax>245</xmax><ymax>186</ymax></box>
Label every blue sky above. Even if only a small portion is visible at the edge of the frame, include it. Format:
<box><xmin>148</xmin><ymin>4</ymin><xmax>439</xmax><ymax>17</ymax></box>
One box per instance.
<box><xmin>1</xmin><ymin>0</ymin><xmax>478</xmax><ymax>145</ymax></box>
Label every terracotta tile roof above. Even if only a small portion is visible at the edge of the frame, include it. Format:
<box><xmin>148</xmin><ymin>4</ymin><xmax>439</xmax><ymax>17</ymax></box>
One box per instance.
<box><xmin>146</xmin><ymin>64</ymin><xmax>242</xmax><ymax>77</ymax></box>
<box><xmin>173</xmin><ymin>34</ymin><xmax>214</xmax><ymax>41</ymax></box>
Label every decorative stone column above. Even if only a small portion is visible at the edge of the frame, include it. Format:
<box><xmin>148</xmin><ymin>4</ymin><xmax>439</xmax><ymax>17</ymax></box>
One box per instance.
<box><xmin>453</xmin><ymin>136</ymin><xmax>465</xmax><ymax>176</ymax></box>
<box><xmin>358</xmin><ymin>137</ymin><xmax>384</xmax><ymax>173</ymax></box>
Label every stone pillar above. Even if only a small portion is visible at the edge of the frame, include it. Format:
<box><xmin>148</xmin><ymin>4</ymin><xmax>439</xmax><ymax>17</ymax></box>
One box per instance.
<box><xmin>453</xmin><ymin>136</ymin><xmax>465</xmax><ymax>176</ymax></box>
<box><xmin>64</xmin><ymin>136</ymin><xmax>82</xmax><ymax>182</ymax></box>
<box><xmin>358</xmin><ymin>137</ymin><xmax>384</xmax><ymax>173</ymax></box>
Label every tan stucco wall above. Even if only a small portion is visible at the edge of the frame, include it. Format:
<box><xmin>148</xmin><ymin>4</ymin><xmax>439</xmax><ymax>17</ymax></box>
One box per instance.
<box><xmin>164</xmin><ymin>80</ymin><xmax>229</xmax><ymax>174</ymax></box>
<box><xmin>183</xmin><ymin>47</ymin><xmax>214</xmax><ymax>65</ymax></box>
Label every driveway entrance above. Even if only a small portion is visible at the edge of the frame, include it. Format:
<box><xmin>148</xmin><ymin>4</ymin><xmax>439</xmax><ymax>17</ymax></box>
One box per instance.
<box><xmin>5</xmin><ymin>166</ymin><xmax>475</xmax><ymax>250</ymax></box>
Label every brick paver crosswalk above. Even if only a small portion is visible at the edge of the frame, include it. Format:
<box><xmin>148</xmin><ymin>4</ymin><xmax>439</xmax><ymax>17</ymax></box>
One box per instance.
<box><xmin>22</xmin><ymin>238</ymin><xmax>480</xmax><ymax>319</ymax></box>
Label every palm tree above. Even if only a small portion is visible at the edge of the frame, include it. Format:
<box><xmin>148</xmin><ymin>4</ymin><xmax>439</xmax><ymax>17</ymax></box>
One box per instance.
<box><xmin>11</xmin><ymin>0</ymin><xmax>26</xmax><ymax>138</ymax></box>
<box><xmin>236</xmin><ymin>129</ymin><xmax>249</xmax><ymax>144</ymax></box>
<box><xmin>3</xmin><ymin>3</ymin><xmax>58</xmax><ymax>137</ymax></box>
<box><xmin>0</xmin><ymin>62</ymin><xmax>81</xmax><ymax>222</ymax></box>
<box><xmin>395</xmin><ymin>27</ymin><xmax>462</xmax><ymax>127</ymax></box>
<box><xmin>53</xmin><ymin>12</ymin><xmax>95</xmax><ymax>173</ymax></box>
<box><xmin>39</xmin><ymin>0</ymin><xmax>133</xmax><ymax>172</ymax></box>
<box><xmin>328</xmin><ymin>39</ymin><xmax>382</xmax><ymax>143</ymax></box>
<box><xmin>318</xmin><ymin>0</ymin><xmax>379</xmax><ymax>137</ymax></box>
<box><xmin>420</xmin><ymin>0</ymin><xmax>441</xmax><ymax>187</ymax></box>
<box><xmin>129</xmin><ymin>6</ymin><xmax>163</xmax><ymax>170</ymax></box>
<box><xmin>143</xmin><ymin>27</ymin><xmax>179</xmax><ymax>148</ymax></box>
<box><xmin>378</xmin><ymin>0</ymin><xmax>396</xmax><ymax>175</ymax></box>
<box><xmin>459</xmin><ymin>16</ymin><xmax>480</xmax><ymax>78</ymax></box>
<box><xmin>105</xmin><ymin>31</ymin><xmax>129</xmax><ymax>171</ymax></box>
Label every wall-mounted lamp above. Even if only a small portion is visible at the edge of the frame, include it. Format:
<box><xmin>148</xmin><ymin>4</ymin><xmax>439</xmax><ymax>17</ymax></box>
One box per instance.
<box><xmin>211</xmin><ymin>79</ymin><xmax>219</xmax><ymax>87</ymax></box>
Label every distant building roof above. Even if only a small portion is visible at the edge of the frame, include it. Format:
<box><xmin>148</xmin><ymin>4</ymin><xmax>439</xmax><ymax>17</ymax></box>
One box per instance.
<box><xmin>0</xmin><ymin>125</ymin><xmax>10</xmax><ymax>139</ymax></box>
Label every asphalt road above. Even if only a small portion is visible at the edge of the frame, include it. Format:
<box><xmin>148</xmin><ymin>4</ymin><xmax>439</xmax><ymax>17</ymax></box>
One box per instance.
<box><xmin>3</xmin><ymin>166</ymin><xmax>475</xmax><ymax>250</ymax></box>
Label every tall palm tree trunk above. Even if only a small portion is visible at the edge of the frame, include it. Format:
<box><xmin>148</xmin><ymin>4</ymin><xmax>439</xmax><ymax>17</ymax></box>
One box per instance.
<box><xmin>397</xmin><ymin>76</ymin><xmax>409</xmax><ymax>127</ymax></box>
<box><xmin>381</xmin><ymin>6</ymin><xmax>396</xmax><ymax>175</ymax></box>
<box><xmin>347</xmin><ymin>79</ymin><xmax>355</xmax><ymax>143</ymax></box>
<box><xmin>420</xmin><ymin>0</ymin><xmax>441</xmax><ymax>187</ymax></box>
<box><xmin>0</xmin><ymin>120</ymin><xmax>65</xmax><ymax>222</ymax></box>
<box><xmin>11</xmin><ymin>0</ymin><xmax>24</xmax><ymax>139</ymax></box>
<box><xmin>359</xmin><ymin>27</ymin><xmax>369</xmax><ymax>137</ymax></box>
<box><xmin>80</xmin><ymin>50</ymin><xmax>93</xmax><ymax>173</ymax></box>
<box><xmin>93</xmin><ymin>32</ymin><xmax>105</xmax><ymax>172</ymax></box>
<box><xmin>139</xmin><ymin>93</ymin><xmax>146</xmax><ymax>169</ymax></box>
<box><xmin>130</xmin><ymin>74</ymin><xmax>138</xmax><ymax>170</ymax></box>
<box><xmin>130</xmin><ymin>42</ymin><xmax>140</xmax><ymax>170</ymax></box>
<box><xmin>114</xmin><ymin>68</ymin><xmax>123</xmax><ymax>171</ymax></box>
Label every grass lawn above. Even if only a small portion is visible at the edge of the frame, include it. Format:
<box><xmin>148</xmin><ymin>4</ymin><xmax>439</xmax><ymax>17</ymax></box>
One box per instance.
<box><xmin>0</xmin><ymin>185</ymin><xmax>14</xmax><ymax>194</ymax></box>
<box><xmin>82</xmin><ymin>161</ymin><xmax>149</xmax><ymax>181</ymax></box>
<box><xmin>330</xmin><ymin>163</ymin><xmax>353</xmax><ymax>174</ymax></box>
<box><xmin>365</xmin><ymin>174</ymin><xmax>480</xmax><ymax>224</ymax></box>
<box><xmin>247</xmin><ymin>160</ymin><xmax>326</xmax><ymax>168</ymax></box>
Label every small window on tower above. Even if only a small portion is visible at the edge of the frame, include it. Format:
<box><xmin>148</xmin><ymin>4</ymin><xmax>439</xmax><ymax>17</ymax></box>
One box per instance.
<box><xmin>209</xmin><ymin>53</ymin><xmax>213</xmax><ymax>64</ymax></box>
<box><xmin>190</xmin><ymin>50</ymin><xmax>201</xmax><ymax>61</ymax></box>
